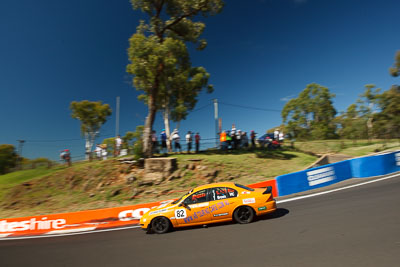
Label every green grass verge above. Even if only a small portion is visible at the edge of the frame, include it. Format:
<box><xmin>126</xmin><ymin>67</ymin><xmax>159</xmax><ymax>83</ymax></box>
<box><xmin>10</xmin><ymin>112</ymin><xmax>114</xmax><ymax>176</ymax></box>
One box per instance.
<box><xmin>288</xmin><ymin>139</ymin><xmax>400</xmax><ymax>156</ymax></box>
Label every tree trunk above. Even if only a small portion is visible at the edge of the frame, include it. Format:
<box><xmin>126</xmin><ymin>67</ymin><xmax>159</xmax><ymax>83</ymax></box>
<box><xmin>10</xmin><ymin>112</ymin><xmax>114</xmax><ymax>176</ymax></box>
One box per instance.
<box><xmin>163</xmin><ymin>107</ymin><xmax>172</xmax><ymax>152</ymax></box>
<box><xmin>85</xmin><ymin>133</ymin><xmax>92</xmax><ymax>160</ymax></box>
<box><xmin>143</xmin><ymin>95</ymin><xmax>157</xmax><ymax>158</ymax></box>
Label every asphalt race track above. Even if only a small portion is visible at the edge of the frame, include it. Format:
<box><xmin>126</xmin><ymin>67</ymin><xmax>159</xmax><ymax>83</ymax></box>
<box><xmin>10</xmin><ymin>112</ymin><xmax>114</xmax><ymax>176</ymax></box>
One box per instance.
<box><xmin>1</xmin><ymin>174</ymin><xmax>400</xmax><ymax>267</ymax></box>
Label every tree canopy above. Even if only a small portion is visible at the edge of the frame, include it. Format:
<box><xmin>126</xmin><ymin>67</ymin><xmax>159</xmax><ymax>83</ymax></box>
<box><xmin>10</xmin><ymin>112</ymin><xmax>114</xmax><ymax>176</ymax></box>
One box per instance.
<box><xmin>389</xmin><ymin>50</ymin><xmax>400</xmax><ymax>77</ymax></box>
<box><xmin>0</xmin><ymin>144</ymin><xmax>18</xmax><ymax>174</ymax></box>
<box><xmin>372</xmin><ymin>85</ymin><xmax>400</xmax><ymax>138</ymax></box>
<box><xmin>282</xmin><ymin>83</ymin><xmax>337</xmax><ymax>140</ymax></box>
<box><xmin>126</xmin><ymin>0</ymin><xmax>224</xmax><ymax>157</ymax></box>
<box><xmin>70</xmin><ymin>100</ymin><xmax>112</xmax><ymax>157</ymax></box>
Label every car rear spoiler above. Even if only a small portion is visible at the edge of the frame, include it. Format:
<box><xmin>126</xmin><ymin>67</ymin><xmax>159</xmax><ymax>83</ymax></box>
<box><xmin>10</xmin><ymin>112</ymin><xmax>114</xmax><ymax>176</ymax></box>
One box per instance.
<box><xmin>262</xmin><ymin>186</ymin><xmax>272</xmax><ymax>194</ymax></box>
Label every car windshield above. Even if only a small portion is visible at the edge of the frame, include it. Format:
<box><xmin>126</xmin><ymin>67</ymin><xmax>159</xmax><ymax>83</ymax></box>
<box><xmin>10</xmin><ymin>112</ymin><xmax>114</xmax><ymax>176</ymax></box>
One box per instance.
<box><xmin>171</xmin><ymin>189</ymin><xmax>193</xmax><ymax>204</ymax></box>
<box><xmin>234</xmin><ymin>183</ymin><xmax>255</xmax><ymax>191</ymax></box>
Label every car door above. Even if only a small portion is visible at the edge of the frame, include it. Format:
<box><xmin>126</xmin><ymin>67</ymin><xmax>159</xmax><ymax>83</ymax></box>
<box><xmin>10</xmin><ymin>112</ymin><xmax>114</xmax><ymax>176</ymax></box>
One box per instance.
<box><xmin>209</xmin><ymin>187</ymin><xmax>239</xmax><ymax>221</ymax></box>
<box><xmin>174</xmin><ymin>189</ymin><xmax>212</xmax><ymax>226</ymax></box>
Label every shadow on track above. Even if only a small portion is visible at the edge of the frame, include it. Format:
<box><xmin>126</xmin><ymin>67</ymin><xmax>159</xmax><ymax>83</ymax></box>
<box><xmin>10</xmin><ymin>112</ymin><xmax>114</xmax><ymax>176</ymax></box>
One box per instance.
<box><xmin>257</xmin><ymin>208</ymin><xmax>290</xmax><ymax>221</ymax></box>
<box><xmin>149</xmin><ymin>208</ymin><xmax>289</xmax><ymax>234</ymax></box>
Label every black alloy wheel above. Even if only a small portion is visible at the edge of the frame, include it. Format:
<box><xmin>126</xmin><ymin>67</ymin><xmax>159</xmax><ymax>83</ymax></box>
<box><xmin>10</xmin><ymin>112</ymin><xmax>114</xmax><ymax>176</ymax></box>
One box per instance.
<box><xmin>234</xmin><ymin>206</ymin><xmax>255</xmax><ymax>224</ymax></box>
<box><xmin>151</xmin><ymin>217</ymin><xmax>171</xmax><ymax>234</ymax></box>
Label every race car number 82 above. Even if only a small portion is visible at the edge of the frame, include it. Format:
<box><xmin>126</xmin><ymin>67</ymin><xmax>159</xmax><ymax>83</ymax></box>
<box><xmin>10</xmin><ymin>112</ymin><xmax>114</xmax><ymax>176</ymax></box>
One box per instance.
<box><xmin>175</xmin><ymin>209</ymin><xmax>187</xmax><ymax>219</ymax></box>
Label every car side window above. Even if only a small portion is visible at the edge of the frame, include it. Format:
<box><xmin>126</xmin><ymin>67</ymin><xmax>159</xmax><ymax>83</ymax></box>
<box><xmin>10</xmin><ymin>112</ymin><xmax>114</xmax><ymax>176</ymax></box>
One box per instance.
<box><xmin>226</xmin><ymin>187</ymin><xmax>238</xmax><ymax>198</ymax></box>
<box><xmin>210</xmin><ymin>187</ymin><xmax>238</xmax><ymax>201</ymax></box>
<box><xmin>183</xmin><ymin>189</ymin><xmax>208</xmax><ymax>205</ymax></box>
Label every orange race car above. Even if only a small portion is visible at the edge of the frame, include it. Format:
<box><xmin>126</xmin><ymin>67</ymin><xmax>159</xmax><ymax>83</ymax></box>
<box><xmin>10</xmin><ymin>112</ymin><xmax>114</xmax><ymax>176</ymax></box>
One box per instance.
<box><xmin>140</xmin><ymin>182</ymin><xmax>277</xmax><ymax>234</ymax></box>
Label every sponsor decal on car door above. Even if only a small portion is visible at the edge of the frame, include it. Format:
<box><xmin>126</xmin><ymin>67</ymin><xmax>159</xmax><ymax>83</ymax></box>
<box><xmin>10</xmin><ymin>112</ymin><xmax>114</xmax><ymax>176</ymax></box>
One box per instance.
<box><xmin>209</xmin><ymin>187</ymin><xmax>237</xmax><ymax>221</ymax></box>
<box><xmin>175</xmin><ymin>189</ymin><xmax>211</xmax><ymax>226</ymax></box>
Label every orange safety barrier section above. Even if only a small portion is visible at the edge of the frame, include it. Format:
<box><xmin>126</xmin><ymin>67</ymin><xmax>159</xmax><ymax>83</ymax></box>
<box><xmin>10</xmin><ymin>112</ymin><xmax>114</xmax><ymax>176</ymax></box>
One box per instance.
<box><xmin>0</xmin><ymin>180</ymin><xmax>277</xmax><ymax>238</ymax></box>
<box><xmin>0</xmin><ymin>199</ymin><xmax>176</xmax><ymax>237</ymax></box>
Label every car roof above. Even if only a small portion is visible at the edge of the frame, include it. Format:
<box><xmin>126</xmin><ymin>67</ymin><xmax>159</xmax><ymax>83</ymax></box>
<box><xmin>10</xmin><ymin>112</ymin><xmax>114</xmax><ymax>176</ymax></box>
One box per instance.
<box><xmin>193</xmin><ymin>182</ymin><xmax>237</xmax><ymax>192</ymax></box>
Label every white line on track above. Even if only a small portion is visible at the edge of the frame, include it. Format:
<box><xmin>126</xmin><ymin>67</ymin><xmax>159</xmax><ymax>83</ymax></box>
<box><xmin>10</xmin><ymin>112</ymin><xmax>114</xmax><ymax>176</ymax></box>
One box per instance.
<box><xmin>44</xmin><ymin>227</ymin><xmax>97</xmax><ymax>235</ymax></box>
<box><xmin>1</xmin><ymin>172</ymin><xmax>399</xmax><ymax>241</ymax></box>
<box><xmin>0</xmin><ymin>233</ymin><xmax>12</xmax><ymax>238</ymax></box>
<box><xmin>0</xmin><ymin>225</ymin><xmax>142</xmax><ymax>241</ymax></box>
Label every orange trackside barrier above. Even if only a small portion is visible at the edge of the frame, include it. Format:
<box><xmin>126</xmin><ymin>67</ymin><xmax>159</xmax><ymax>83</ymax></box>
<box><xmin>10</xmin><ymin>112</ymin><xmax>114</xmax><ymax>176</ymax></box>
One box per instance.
<box><xmin>0</xmin><ymin>179</ymin><xmax>278</xmax><ymax>238</ymax></box>
<box><xmin>0</xmin><ymin>199</ymin><xmax>177</xmax><ymax>237</ymax></box>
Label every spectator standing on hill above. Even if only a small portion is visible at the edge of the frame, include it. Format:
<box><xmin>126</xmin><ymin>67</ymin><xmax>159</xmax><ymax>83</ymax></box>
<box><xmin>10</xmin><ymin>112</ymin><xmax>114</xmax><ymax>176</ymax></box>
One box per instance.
<box><xmin>220</xmin><ymin>131</ymin><xmax>227</xmax><ymax>150</ymax></box>
<box><xmin>60</xmin><ymin>149</ymin><xmax>71</xmax><ymax>167</ymax></box>
<box><xmin>171</xmin><ymin>129</ymin><xmax>181</xmax><ymax>153</ymax></box>
<box><xmin>242</xmin><ymin>132</ymin><xmax>249</xmax><ymax>148</ymax></box>
<box><xmin>95</xmin><ymin>144</ymin><xmax>102</xmax><ymax>160</ymax></box>
<box><xmin>101</xmin><ymin>144</ymin><xmax>108</xmax><ymax>160</ymax></box>
<box><xmin>115</xmin><ymin>135</ymin><xmax>122</xmax><ymax>156</ymax></box>
<box><xmin>250</xmin><ymin>130</ymin><xmax>256</xmax><ymax>148</ymax></box>
<box><xmin>231</xmin><ymin>124</ymin><xmax>237</xmax><ymax>149</ymax></box>
<box><xmin>274</xmin><ymin>129</ymin><xmax>280</xmax><ymax>140</ymax></box>
<box><xmin>195</xmin><ymin>132</ymin><xmax>201</xmax><ymax>153</ymax></box>
<box><xmin>151</xmin><ymin>130</ymin><xmax>159</xmax><ymax>153</ymax></box>
<box><xmin>186</xmin><ymin>131</ymin><xmax>193</xmax><ymax>153</ymax></box>
<box><xmin>279</xmin><ymin>132</ymin><xmax>284</xmax><ymax>143</ymax></box>
<box><xmin>226</xmin><ymin>131</ymin><xmax>232</xmax><ymax>149</ymax></box>
<box><xmin>236</xmin><ymin>130</ymin><xmax>242</xmax><ymax>149</ymax></box>
<box><xmin>160</xmin><ymin>129</ymin><xmax>167</xmax><ymax>154</ymax></box>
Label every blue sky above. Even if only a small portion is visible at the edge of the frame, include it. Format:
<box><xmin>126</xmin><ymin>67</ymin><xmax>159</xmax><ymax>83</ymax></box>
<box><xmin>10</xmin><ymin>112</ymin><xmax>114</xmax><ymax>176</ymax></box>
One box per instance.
<box><xmin>1</xmin><ymin>0</ymin><xmax>399</xmax><ymax>160</ymax></box>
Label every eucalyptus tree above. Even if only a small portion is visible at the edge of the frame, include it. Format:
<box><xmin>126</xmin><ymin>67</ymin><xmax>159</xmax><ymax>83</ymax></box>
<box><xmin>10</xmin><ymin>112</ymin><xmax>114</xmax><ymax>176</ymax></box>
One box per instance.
<box><xmin>162</xmin><ymin>66</ymin><xmax>213</xmax><ymax>150</ymax></box>
<box><xmin>335</xmin><ymin>104</ymin><xmax>367</xmax><ymax>140</ymax></box>
<box><xmin>357</xmin><ymin>84</ymin><xmax>380</xmax><ymax>140</ymax></box>
<box><xmin>0</xmin><ymin>144</ymin><xmax>18</xmax><ymax>174</ymax></box>
<box><xmin>70</xmin><ymin>100</ymin><xmax>112</xmax><ymax>159</ymax></box>
<box><xmin>126</xmin><ymin>0</ymin><xmax>224</xmax><ymax>157</ymax></box>
<box><xmin>373</xmin><ymin>85</ymin><xmax>400</xmax><ymax>138</ymax></box>
<box><xmin>282</xmin><ymin>83</ymin><xmax>337</xmax><ymax>140</ymax></box>
<box><xmin>389</xmin><ymin>50</ymin><xmax>400</xmax><ymax>77</ymax></box>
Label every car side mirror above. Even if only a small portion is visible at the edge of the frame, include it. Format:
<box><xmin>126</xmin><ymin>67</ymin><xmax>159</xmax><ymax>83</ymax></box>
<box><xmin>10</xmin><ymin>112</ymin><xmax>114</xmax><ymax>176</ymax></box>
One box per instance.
<box><xmin>179</xmin><ymin>202</ymin><xmax>191</xmax><ymax>211</ymax></box>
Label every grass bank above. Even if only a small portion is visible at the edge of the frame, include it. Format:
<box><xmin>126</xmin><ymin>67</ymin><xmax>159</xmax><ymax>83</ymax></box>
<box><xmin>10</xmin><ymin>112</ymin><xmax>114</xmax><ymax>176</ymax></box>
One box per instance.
<box><xmin>288</xmin><ymin>139</ymin><xmax>400</xmax><ymax>156</ymax></box>
<box><xmin>0</xmin><ymin>149</ymin><xmax>315</xmax><ymax>218</ymax></box>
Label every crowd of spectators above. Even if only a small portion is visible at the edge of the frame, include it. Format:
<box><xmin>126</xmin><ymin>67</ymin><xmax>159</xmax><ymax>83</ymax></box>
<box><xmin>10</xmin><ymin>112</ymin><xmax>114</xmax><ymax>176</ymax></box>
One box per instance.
<box><xmin>150</xmin><ymin>124</ymin><xmax>286</xmax><ymax>154</ymax></box>
<box><xmin>153</xmin><ymin>129</ymin><xmax>202</xmax><ymax>154</ymax></box>
<box><xmin>219</xmin><ymin>124</ymin><xmax>285</xmax><ymax>151</ymax></box>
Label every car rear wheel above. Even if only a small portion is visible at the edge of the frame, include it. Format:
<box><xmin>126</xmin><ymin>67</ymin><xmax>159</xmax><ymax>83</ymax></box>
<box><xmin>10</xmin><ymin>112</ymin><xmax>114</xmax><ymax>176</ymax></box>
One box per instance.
<box><xmin>151</xmin><ymin>217</ymin><xmax>171</xmax><ymax>234</ymax></box>
<box><xmin>234</xmin><ymin>206</ymin><xmax>254</xmax><ymax>224</ymax></box>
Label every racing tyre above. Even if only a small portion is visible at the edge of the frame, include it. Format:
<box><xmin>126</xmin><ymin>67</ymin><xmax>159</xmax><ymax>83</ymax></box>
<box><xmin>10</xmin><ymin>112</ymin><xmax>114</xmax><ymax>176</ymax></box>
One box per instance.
<box><xmin>151</xmin><ymin>217</ymin><xmax>171</xmax><ymax>234</ymax></box>
<box><xmin>234</xmin><ymin>206</ymin><xmax>254</xmax><ymax>224</ymax></box>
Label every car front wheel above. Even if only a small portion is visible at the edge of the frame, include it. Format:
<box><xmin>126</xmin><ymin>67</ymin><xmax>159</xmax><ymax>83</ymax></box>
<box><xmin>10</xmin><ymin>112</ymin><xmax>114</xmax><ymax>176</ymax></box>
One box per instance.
<box><xmin>234</xmin><ymin>206</ymin><xmax>254</xmax><ymax>224</ymax></box>
<box><xmin>151</xmin><ymin>217</ymin><xmax>171</xmax><ymax>234</ymax></box>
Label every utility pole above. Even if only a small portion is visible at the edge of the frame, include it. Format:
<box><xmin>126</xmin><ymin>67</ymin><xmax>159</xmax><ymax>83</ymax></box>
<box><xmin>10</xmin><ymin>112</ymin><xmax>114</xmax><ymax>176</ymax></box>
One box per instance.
<box><xmin>17</xmin><ymin>140</ymin><xmax>25</xmax><ymax>170</ymax></box>
<box><xmin>213</xmin><ymin>99</ymin><xmax>219</xmax><ymax>147</ymax></box>
<box><xmin>116</xmin><ymin>96</ymin><xmax>120</xmax><ymax>137</ymax></box>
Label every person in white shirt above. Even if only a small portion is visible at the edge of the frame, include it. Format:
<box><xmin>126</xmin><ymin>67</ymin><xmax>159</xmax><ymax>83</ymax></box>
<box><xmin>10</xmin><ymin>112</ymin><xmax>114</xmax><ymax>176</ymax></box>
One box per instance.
<box><xmin>115</xmin><ymin>135</ymin><xmax>122</xmax><ymax>156</ymax></box>
<box><xmin>279</xmin><ymin>132</ymin><xmax>284</xmax><ymax>142</ymax></box>
<box><xmin>274</xmin><ymin>129</ymin><xmax>280</xmax><ymax>140</ymax></box>
<box><xmin>186</xmin><ymin>131</ymin><xmax>192</xmax><ymax>153</ymax></box>
<box><xmin>171</xmin><ymin>129</ymin><xmax>181</xmax><ymax>153</ymax></box>
<box><xmin>95</xmin><ymin>144</ymin><xmax>102</xmax><ymax>160</ymax></box>
<box><xmin>102</xmin><ymin>145</ymin><xmax>108</xmax><ymax>160</ymax></box>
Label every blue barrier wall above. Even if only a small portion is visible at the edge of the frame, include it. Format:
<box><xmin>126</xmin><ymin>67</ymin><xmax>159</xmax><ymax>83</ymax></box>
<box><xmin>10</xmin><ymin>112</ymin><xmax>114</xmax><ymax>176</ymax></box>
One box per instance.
<box><xmin>276</xmin><ymin>160</ymin><xmax>352</xmax><ymax>197</ymax></box>
<box><xmin>276</xmin><ymin>150</ymin><xmax>400</xmax><ymax>197</ymax></box>
<box><xmin>350</xmin><ymin>151</ymin><xmax>400</xmax><ymax>178</ymax></box>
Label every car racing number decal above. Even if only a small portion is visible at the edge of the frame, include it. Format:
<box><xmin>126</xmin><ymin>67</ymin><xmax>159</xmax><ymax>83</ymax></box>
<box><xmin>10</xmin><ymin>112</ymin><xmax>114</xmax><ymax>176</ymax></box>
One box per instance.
<box><xmin>175</xmin><ymin>209</ymin><xmax>187</xmax><ymax>219</ymax></box>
